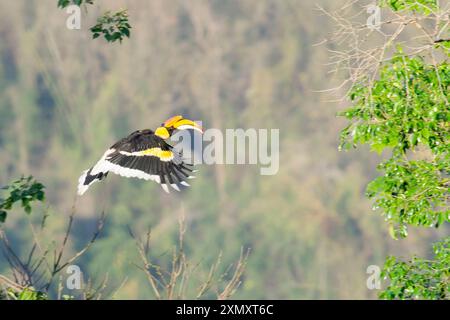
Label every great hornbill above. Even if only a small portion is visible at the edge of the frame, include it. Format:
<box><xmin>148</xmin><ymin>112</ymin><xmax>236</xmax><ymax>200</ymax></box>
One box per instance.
<box><xmin>77</xmin><ymin>115</ymin><xmax>203</xmax><ymax>195</ymax></box>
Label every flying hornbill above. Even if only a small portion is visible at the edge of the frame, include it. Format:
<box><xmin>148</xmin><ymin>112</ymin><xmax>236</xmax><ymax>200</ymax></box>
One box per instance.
<box><xmin>77</xmin><ymin>115</ymin><xmax>203</xmax><ymax>195</ymax></box>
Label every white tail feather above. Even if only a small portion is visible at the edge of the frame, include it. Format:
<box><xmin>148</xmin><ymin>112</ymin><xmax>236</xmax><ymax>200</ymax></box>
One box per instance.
<box><xmin>77</xmin><ymin>170</ymin><xmax>90</xmax><ymax>195</ymax></box>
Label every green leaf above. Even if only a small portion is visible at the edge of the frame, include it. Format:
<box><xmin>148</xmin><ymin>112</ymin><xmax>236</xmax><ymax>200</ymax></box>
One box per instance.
<box><xmin>435</xmin><ymin>212</ymin><xmax>445</xmax><ymax>228</ymax></box>
<box><xmin>0</xmin><ymin>176</ymin><xmax>46</xmax><ymax>220</ymax></box>
<box><xmin>24</xmin><ymin>205</ymin><xmax>31</xmax><ymax>214</ymax></box>
<box><xmin>0</xmin><ymin>210</ymin><xmax>7</xmax><ymax>223</ymax></box>
<box><xmin>388</xmin><ymin>223</ymin><xmax>398</xmax><ymax>240</ymax></box>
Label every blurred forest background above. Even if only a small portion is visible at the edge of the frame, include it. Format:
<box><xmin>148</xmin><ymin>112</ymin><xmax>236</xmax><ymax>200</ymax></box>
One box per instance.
<box><xmin>0</xmin><ymin>0</ymin><xmax>447</xmax><ymax>299</ymax></box>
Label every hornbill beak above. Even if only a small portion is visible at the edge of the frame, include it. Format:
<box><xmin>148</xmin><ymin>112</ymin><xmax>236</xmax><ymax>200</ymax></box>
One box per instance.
<box><xmin>165</xmin><ymin>116</ymin><xmax>203</xmax><ymax>134</ymax></box>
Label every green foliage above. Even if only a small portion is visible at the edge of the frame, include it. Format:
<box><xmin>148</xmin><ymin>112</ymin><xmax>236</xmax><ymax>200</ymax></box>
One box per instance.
<box><xmin>57</xmin><ymin>0</ymin><xmax>94</xmax><ymax>9</ymax></box>
<box><xmin>367</xmin><ymin>158</ymin><xmax>449</xmax><ymax>237</ymax></box>
<box><xmin>340</xmin><ymin>55</ymin><xmax>449</xmax><ymax>156</ymax></box>
<box><xmin>379</xmin><ymin>0</ymin><xmax>438</xmax><ymax>14</ymax></box>
<box><xmin>380</xmin><ymin>238</ymin><xmax>449</xmax><ymax>299</ymax></box>
<box><xmin>90</xmin><ymin>10</ymin><xmax>131</xmax><ymax>43</ymax></box>
<box><xmin>0</xmin><ymin>176</ymin><xmax>45</xmax><ymax>223</ymax></box>
<box><xmin>434</xmin><ymin>40</ymin><xmax>450</xmax><ymax>54</ymax></box>
<box><xmin>339</xmin><ymin>53</ymin><xmax>449</xmax><ymax>238</ymax></box>
<box><xmin>337</xmin><ymin>0</ymin><xmax>449</xmax><ymax>300</ymax></box>
<box><xmin>6</xmin><ymin>288</ymin><xmax>48</xmax><ymax>300</ymax></box>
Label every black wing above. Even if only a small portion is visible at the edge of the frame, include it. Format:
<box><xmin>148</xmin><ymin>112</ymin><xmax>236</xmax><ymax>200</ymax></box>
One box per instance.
<box><xmin>104</xmin><ymin>130</ymin><xmax>196</xmax><ymax>192</ymax></box>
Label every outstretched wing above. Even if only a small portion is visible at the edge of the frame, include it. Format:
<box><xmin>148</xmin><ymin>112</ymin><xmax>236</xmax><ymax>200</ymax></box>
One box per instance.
<box><xmin>100</xmin><ymin>130</ymin><xmax>196</xmax><ymax>192</ymax></box>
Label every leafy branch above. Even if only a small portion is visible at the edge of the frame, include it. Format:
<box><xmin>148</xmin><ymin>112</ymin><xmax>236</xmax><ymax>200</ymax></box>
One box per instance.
<box><xmin>325</xmin><ymin>0</ymin><xmax>449</xmax><ymax>238</ymax></box>
<box><xmin>0</xmin><ymin>176</ymin><xmax>45</xmax><ymax>223</ymax></box>
<box><xmin>325</xmin><ymin>0</ymin><xmax>449</xmax><ymax>300</ymax></box>
<box><xmin>380</xmin><ymin>238</ymin><xmax>449</xmax><ymax>299</ymax></box>
<box><xmin>90</xmin><ymin>10</ymin><xmax>131</xmax><ymax>43</ymax></box>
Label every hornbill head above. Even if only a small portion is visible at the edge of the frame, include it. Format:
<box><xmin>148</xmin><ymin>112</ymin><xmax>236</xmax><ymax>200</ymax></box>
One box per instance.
<box><xmin>155</xmin><ymin>115</ymin><xmax>203</xmax><ymax>139</ymax></box>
